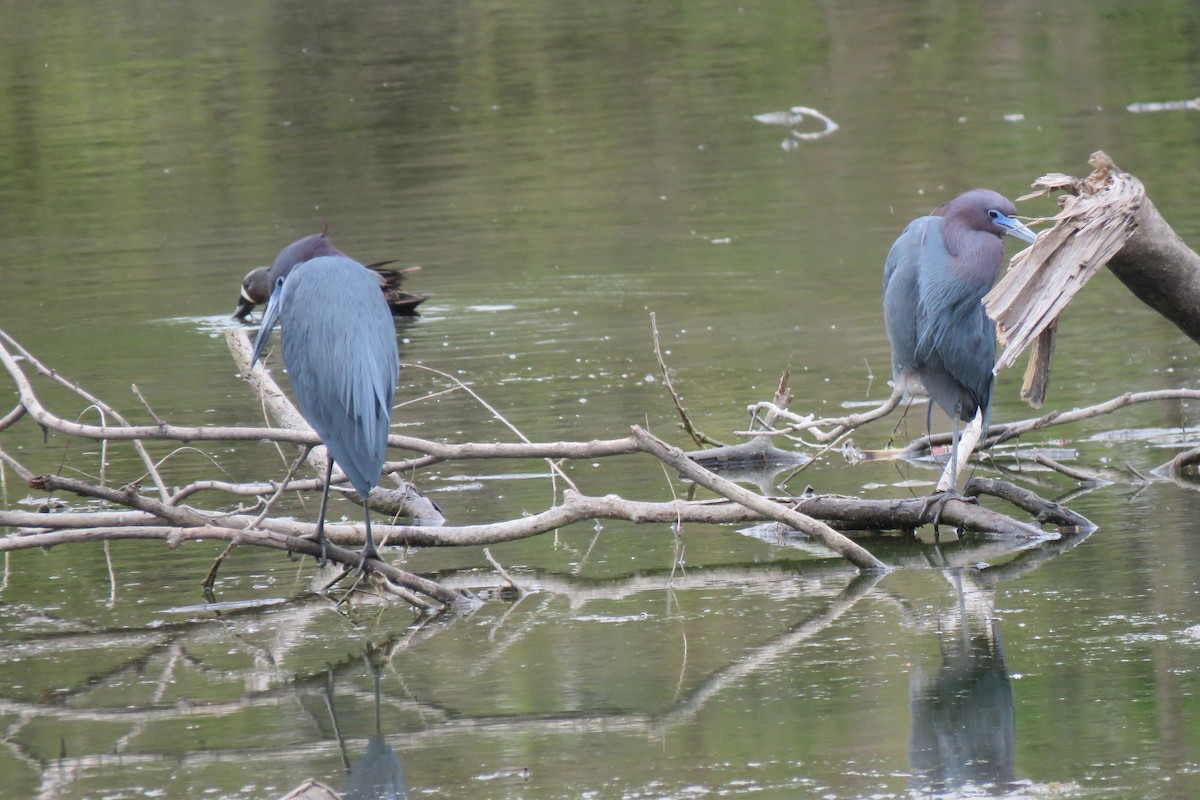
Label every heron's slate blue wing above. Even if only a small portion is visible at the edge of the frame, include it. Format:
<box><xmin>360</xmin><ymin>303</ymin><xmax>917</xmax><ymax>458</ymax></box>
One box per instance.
<box><xmin>280</xmin><ymin>256</ymin><xmax>399</xmax><ymax>498</ymax></box>
<box><xmin>915</xmin><ymin>234</ymin><xmax>1000</xmax><ymax>424</ymax></box>
<box><xmin>883</xmin><ymin>216</ymin><xmax>941</xmax><ymax>398</ymax></box>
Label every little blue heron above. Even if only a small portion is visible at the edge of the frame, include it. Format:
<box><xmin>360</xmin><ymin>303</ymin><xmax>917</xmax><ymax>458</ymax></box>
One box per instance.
<box><xmin>249</xmin><ymin>237</ymin><xmax>400</xmax><ymax>570</ymax></box>
<box><xmin>882</xmin><ymin>189</ymin><xmax>1036</xmax><ymax>488</ymax></box>
<box><xmin>233</xmin><ymin>231</ymin><xmax>428</xmax><ymax>321</ymax></box>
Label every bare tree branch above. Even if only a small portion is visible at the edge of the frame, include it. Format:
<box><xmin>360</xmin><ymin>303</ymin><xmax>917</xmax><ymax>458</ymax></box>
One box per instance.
<box><xmin>0</xmin><ymin>332</ymin><xmax>643</xmax><ymax>464</ymax></box>
<box><xmin>630</xmin><ymin>426</ymin><xmax>888</xmax><ymax>571</ymax></box>
<box><xmin>650</xmin><ymin>312</ymin><xmax>712</xmax><ymax>448</ymax></box>
<box><xmin>0</xmin><ymin>329</ymin><xmax>171</xmax><ymax>500</ymax></box>
<box><xmin>0</xmin><ymin>323</ymin><xmax>1109</xmax><ymax>610</ymax></box>
<box><xmin>742</xmin><ymin>390</ymin><xmax>901</xmax><ymax>445</ymax></box>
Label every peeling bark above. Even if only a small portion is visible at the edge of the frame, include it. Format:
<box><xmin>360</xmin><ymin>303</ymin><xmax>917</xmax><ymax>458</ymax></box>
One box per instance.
<box><xmin>985</xmin><ymin>151</ymin><xmax>1200</xmax><ymax>405</ymax></box>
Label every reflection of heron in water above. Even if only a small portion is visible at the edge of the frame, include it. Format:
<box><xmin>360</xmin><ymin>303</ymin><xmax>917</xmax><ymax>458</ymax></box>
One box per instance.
<box><xmin>327</xmin><ymin>648</ymin><xmax>408</xmax><ymax>800</ymax></box>
<box><xmin>908</xmin><ymin>568</ymin><xmax>1017</xmax><ymax>796</ymax></box>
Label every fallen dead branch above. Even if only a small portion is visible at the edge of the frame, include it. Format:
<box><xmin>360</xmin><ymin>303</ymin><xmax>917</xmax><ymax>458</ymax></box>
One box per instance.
<box><xmin>961</xmin><ymin>478</ymin><xmax>1092</xmax><ymax>530</ymax></box>
<box><xmin>0</xmin><ymin>309</ymin><xmax>1103</xmax><ymax>612</ymax></box>
<box><xmin>0</xmin><ymin>479</ymin><xmax>1068</xmax><ymax>558</ymax></box>
<box><xmin>1166</xmin><ymin>445</ymin><xmax>1200</xmax><ymax>478</ymax></box>
<box><xmin>742</xmin><ymin>388</ymin><xmax>902</xmax><ymax>446</ymax></box>
<box><xmin>741</xmin><ymin>376</ymin><xmax>1200</xmax><ymax>469</ymax></box>
<box><xmin>985</xmin><ymin>150</ymin><xmax>1200</xmax><ymax>404</ymax></box>
<box><xmin>984</xmin><ymin>152</ymin><xmax>1144</xmax><ymax>404</ymax></box>
<box><xmin>631</xmin><ymin>425</ymin><xmax>886</xmax><ymax>570</ymax></box>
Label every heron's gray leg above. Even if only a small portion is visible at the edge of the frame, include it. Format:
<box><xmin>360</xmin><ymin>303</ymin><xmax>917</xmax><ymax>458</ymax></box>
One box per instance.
<box><xmin>357</xmin><ymin>498</ymin><xmax>380</xmax><ymax>573</ymax></box>
<box><xmin>949</xmin><ymin>408</ymin><xmax>961</xmax><ymax>491</ymax></box>
<box><xmin>312</xmin><ymin>459</ymin><xmax>334</xmax><ymax>567</ymax></box>
<box><xmin>923</xmin><ymin>405</ymin><xmax>974</xmax><ymax>538</ymax></box>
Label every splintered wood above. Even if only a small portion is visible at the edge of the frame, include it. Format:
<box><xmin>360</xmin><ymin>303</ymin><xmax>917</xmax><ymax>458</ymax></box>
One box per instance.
<box><xmin>984</xmin><ymin>151</ymin><xmax>1143</xmax><ymax>405</ymax></box>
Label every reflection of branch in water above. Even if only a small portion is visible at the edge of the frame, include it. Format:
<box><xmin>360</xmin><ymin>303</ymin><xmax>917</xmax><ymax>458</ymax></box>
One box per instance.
<box><xmin>2</xmin><ymin>562</ymin><xmax>875</xmax><ymax>792</ymax></box>
<box><xmin>1</xmin><ymin>531</ymin><xmax>1094</xmax><ymax>799</ymax></box>
<box><xmin>970</xmin><ymin>525</ymin><xmax>1096</xmax><ymax>588</ymax></box>
<box><xmin>649</xmin><ymin>571</ymin><xmax>885</xmax><ymax>734</ymax></box>
<box><xmin>437</xmin><ymin>561</ymin><xmax>860</xmax><ymax>612</ymax></box>
<box><xmin>856</xmin><ymin>523</ymin><xmax>1095</xmax><ymax>636</ymax></box>
<box><xmin>468</xmin><ymin>593</ymin><xmax>556</xmax><ymax>678</ymax></box>
<box><xmin>324</xmin><ymin>668</ymin><xmax>353</xmax><ymax>772</ymax></box>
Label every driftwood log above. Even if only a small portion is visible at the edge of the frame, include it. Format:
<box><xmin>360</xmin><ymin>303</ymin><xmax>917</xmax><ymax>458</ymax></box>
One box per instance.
<box><xmin>0</xmin><ymin>319</ymin><xmax>1101</xmax><ymax>611</ymax></box>
<box><xmin>986</xmin><ymin>150</ymin><xmax>1200</xmax><ymax>404</ymax></box>
<box><xmin>983</xmin><ymin>151</ymin><xmax>1200</xmax><ymax>474</ymax></box>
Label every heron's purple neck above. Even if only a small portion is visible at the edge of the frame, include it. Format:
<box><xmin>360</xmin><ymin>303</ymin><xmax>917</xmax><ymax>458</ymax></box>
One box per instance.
<box><xmin>942</xmin><ymin>219</ymin><xmax>1005</xmax><ymax>287</ymax></box>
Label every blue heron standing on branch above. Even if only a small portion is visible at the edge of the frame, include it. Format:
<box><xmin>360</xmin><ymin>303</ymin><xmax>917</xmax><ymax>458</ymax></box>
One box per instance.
<box><xmin>883</xmin><ymin>189</ymin><xmax>1036</xmax><ymax>486</ymax></box>
<box><xmin>249</xmin><ymin>233</ymin><xmax>400</xmax><ymax>570</ymax></box>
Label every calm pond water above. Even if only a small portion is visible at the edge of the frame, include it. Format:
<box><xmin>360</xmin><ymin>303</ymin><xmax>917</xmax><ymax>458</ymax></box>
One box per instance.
<box><xmin>2</xmin><ymin>2</ymin><xmax>1200</xmax><ymax>798</ymax></box>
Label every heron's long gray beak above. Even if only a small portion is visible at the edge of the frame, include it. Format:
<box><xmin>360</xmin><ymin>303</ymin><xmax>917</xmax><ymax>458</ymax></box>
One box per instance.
<box><xmin>249</xmin><ymin>279</ymin><xmax>285</xmax><ymax>366</ymax></box>
<box><xmin>997</xmin><ymin>214</ymin><xmax>1037</xmax><ymax>244</ymax></box>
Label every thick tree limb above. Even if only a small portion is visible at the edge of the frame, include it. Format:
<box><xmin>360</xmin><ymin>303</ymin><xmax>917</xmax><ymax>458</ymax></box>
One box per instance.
<box><xmin>786</xmin><ymin>493</ymin><xmax>1048</xmax><ymax>538</ymax></box>
<box><xmin>1166</xmin><ymin>445</ymin><xmax>1200</xmax><ymax>478</ymax></box>
<box><xmin>1105</xmin><ymin>198</ymin><xmax>1200</xmax><ymax>345</ymax></box>
<box><xmin>0</xmin><ymin>472</ymin><xmax>1066</xmax><ymax>554</ymax></box>
<box><xmin>962</xmin><ymin>477</ymin><xmax>1093</xmax><ymax>530</ymax></box>
<box><xmin>985</xmin><ymin>151</ymin><xmax>1200</xmax><ymax>404</ymax></box>
<box><xmin>630</xmin><ymin>426</ymin><xmax>888</xmax><ymax>571</ymax></box>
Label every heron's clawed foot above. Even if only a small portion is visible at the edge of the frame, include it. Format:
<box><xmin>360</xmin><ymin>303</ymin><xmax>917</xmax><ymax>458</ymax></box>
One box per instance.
<box><xmin>920</xmin><ymin>489</ymin><xmax>976</xmax><ymax>530</ymax></box>
<box><xmin>299</xmin><ymin>531</ymin><xmax>331</xmax><ymax>568</ymax></box>
<box><xmin>356</xmin><ymin>541</ymin><xmax>381</xmax><ymax>574</ymax></box>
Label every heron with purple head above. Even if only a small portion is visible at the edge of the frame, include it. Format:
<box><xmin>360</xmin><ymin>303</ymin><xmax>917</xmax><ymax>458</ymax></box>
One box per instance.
<box><xmin>883</xmin><ymin>189</ymin><xmax>1036</xmax><ymax>493</ymax></box>
<box><xmin>249</xmin><ymin>233</ymin><xmax>400</xmax><ymax>571</ymax></box>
